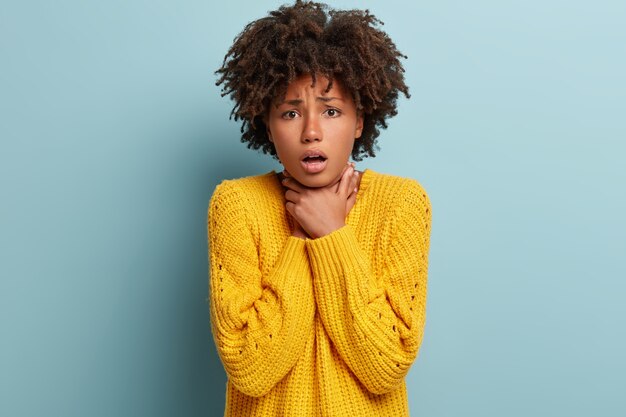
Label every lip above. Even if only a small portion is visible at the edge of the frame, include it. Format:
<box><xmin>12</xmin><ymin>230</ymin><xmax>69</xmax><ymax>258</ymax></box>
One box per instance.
<box><xmin>301</xmin><ymin>158</ymin><xmax>327</xmax><ymax>174</ymax></box>
<box><xmin>300</xmin><ymin>149</ymin><xmax>328</xmax><ymax>161</ymax></box>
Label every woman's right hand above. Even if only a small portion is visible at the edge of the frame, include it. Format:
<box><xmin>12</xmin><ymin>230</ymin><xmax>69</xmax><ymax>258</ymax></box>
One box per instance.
<box><xmin>282</xmin><ymin>163</ymin><xmax>359</xmax><ymax>238</ymax></box>
<box><xmin>281</xmin><ymin>169</ymin><xmax>310</xmax><ymax>239</ymax></box>
<box><xmin>291</xmin><ymin>220</ymin><xmax>309</xmax><ymax>239</ymax></box>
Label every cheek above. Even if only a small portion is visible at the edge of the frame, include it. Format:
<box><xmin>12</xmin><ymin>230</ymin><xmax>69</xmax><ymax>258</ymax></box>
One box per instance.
<box><xmin>338</xmin><ymin>128</ymin><xmax>357</xmax><ymax>155</ymax></box>
<box><xmin>269</xmin><ymin>123</ymin><xmax>300</xmax><ymax>157</ymax></box>
<box><xmin>272</xmin><ymin>140</ymin><xmax>300</xmax><ymax>168</ymax></box>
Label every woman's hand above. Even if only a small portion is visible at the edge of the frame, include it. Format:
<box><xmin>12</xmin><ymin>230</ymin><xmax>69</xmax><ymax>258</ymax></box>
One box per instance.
<box><xmin>345</xmin><ymin>168</ymin><xmax>359</xmax><ymax>217</ymax></box>
<box><xmin>282</xmin><ymin>163</ymin><xmax>360</xmax><ymax>239</ymax></box>
<box><xmin>280</xmin><ymin>170</ymin><xmax>311</xmax><ymax>239</ymax></box>
<box><xmin>290</xmin><ymin>217</ymin><xmax>309</xmax><ymax>239</ymax></box>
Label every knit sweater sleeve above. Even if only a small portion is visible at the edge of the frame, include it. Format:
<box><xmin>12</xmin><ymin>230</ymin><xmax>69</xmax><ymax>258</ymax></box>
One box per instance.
<box><xmin>305</xmin><ymin>179</ymin><xmax>432</xmax><ymax>395</ymax></box>
<box><xmin>207</xmin><ymin>181</ymin><xmax>315</xmax><ymax>398</ymax></box>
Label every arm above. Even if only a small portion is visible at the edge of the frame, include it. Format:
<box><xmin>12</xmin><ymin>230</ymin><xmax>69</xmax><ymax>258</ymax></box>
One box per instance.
<box><xmin>305</xmin><ymin>179</ymin><xmax>432</xmax><ymax>395</ymax></box>
<box><xmin>208</xmin><ymin>181</ymin><xmax>315</xmax><ymax>397</ymax></box>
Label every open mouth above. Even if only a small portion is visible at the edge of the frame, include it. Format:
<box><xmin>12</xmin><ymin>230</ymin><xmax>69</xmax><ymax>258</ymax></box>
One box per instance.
<box><xmin>302</xmin><ymin>155</ymin><xmax>327</xmax><ymax>163</ymax></box>
<box><xmin>301</xmin><ymin>155</ymin><xmax>328</xmax><ymax>174</ymax></box>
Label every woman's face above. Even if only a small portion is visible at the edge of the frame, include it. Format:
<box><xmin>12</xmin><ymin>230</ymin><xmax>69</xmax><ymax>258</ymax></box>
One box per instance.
<box><xmin>266</xmin><ymin>74</ymin><xmax>363</xmax><ymax>188</ymax></box>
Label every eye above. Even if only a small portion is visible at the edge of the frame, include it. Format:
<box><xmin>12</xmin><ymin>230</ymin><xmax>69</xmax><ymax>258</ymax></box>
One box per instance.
<box><xmin>281</xmin><ymin>110</ymin><xmax>299</xmax><ymax>120</ymax></box>
<box><xmin>325</xmin><ymin>108</ymin><xmax>341</xmax><ymax>118</ymax></box>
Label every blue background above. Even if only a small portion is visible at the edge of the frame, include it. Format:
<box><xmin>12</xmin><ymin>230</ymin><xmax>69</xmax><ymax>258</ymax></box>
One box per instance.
<box><xmin>1</xmin><ymin>1</ymin><xmax>625</xmax><ymax>416</ymax></box>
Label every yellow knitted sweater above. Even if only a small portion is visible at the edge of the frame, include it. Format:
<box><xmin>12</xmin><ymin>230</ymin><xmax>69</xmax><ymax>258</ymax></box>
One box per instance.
<box><xmin>207</xmin><ymin>168</ymin><xmax>432</xmax><ymax>416</ymax></box>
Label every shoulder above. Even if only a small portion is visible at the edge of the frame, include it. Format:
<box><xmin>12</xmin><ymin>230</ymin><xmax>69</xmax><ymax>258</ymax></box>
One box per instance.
<box><xmin>209</xmin><ymin>171</ymin><xmax>276</xmax><ymax>220</ymax></box>
<box><xmin>210</xmin><ymin>171</ymin><xmax>275</xmax><ymax>203</ymax></box>
<box><xmin>367</xmin><ymin>170</ymin><xmax>432</xmax><ymax>241</ymax></box>
<box><xmin>366</xmin><ymin>169</ymin><xmax>431</xmax><ymax>213</ymax></box>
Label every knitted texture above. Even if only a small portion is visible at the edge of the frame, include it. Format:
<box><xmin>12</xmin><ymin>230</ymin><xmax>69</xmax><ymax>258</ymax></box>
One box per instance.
<box><xmin>208</xmin><ymin>168</ymin><xmax>432</xmax><ymax>417</ymax></box>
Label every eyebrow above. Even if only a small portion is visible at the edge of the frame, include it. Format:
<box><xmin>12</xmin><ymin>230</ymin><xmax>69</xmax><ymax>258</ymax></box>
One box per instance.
<box><xmin>275</xmin><ymin>97</ymin><xmax>344</xmax><ymax>106</ymax></box>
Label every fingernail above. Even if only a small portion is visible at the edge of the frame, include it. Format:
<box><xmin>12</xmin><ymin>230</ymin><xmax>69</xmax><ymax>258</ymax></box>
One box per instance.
<box><xmin>354</xmin><ymin>187</ymin><xmax>358</xmax><ymax>192</ymax></box>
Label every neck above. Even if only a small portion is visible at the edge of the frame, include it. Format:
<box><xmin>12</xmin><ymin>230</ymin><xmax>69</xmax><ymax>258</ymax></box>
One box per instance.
<box><xmin>276</xmin><ymin>169</ymin><xmax>364</xmax><ymax>189</ymax></box>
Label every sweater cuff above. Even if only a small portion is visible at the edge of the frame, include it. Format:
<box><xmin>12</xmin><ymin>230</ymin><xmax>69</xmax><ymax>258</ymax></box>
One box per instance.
<box><xmin>305</xmin><ymin>225</ymin><xmax>376</xmax><ymax>302</ymax></box>
<box><xmin>263</xmin><ymin>236</ymin><xmax>310</xmax><ymax>293</ymax></box>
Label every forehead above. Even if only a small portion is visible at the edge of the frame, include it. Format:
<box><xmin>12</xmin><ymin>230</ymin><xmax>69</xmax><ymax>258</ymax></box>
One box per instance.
<box><xmin>275</xmin><ymin>74</ymin><xmax>349</xmax><ymax>101</ymax></box>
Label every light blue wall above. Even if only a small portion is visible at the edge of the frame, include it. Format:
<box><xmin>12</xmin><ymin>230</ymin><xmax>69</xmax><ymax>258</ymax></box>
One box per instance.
<box><xmin>1</xmin><ymin>1</ymin><xmax>625</xmax><ymax>416</ymax></box>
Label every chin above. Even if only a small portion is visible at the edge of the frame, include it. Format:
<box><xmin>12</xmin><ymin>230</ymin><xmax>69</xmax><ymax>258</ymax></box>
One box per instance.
<box><xmin>287</xmin><ymin>160</ymin><xmax>344</xmax><ymax>188</ymax></box>
<box><xmin>294</xmin><ymin>172</ymin><xmax>332</xmax><ymax>188</ymax></box>
<box><xmin>295</xmin><ymin>176</ymin><xmax>324</xmax><ymax>188</ymax></box>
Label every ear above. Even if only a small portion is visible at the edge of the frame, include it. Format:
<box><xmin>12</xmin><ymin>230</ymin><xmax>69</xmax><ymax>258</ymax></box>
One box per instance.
<box><xmin>355</xmin><ymin>112</ymin><xmax>364</xmax><ymax>139</ymax></box>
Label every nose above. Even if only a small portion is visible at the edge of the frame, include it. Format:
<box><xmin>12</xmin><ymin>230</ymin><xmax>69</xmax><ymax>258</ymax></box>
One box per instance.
<box><xmin>301</xmin><ymin>114</ymin><xmax>322</xmax><ymax>143</ymax></box>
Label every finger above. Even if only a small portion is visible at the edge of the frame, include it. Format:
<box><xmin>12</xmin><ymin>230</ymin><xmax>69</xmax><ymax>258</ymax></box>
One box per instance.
<box><xmin>349</xmin><ymin>169</ymin><xmax>359</xmax><ymax>196</ymax></box>
<box><xmin>346</xmin><ymin>190</ymin><xmax>357</xmax><ymax>212</ymax></box>
<box><xmin>284</xmin><ymin>189</ymin><xmax>300</xmax><ymax>203</ymax></box>
<box><xmin>338</xmin><ymin>164</ymin><xmax>355</xmax><ymax>197</ymax></box>
<box><xmin>281</xmin><ymin>177</ymin><xmax>304</xmax><ymax>192</ymax></box>
<box><xmin>349</xmin><ymin>170</ymin><xmax>359</xmax><ymax>196</ymax></box>
<box><xmin>337</xmin><ymin>163</ymin><xmax>354</xmax><ymax>195</ymax></box>
<box><xmin>333</xmin><ymin>162</ymin><xmax>354</xmax><ymax>193</ymax></box>
<box><xmin>346</xmin><ymin>175</ymin><xmax>356</xmax><ymax>198</ymax></box>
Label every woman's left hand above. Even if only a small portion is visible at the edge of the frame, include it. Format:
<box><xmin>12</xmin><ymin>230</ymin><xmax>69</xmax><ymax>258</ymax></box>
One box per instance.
<box><xmin>282</xmin><ymin>163</ymin><xmax>359</xmax><ymax>239</ymax></box>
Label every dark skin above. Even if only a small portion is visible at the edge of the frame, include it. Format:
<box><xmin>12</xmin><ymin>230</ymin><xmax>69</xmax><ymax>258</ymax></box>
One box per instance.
<box><xmin>278</xmin><ymin>162</ymin><xmax>363</xmax><ymax>239</ymax></box>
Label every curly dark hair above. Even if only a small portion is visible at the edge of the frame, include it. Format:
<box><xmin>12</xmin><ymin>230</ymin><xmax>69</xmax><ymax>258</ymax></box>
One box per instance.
<box><xmin>215</xmin><ymin>0</ymin><xmax>410</xmax><ymax>161</ymax></box>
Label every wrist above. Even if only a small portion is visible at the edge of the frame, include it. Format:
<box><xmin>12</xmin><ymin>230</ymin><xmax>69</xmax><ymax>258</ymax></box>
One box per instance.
<box><xmin>310</xmin><ymin>222</ymin><xmax>346</xmax><ymax>239</ymax></box>
<box><xmin>291</xmin><ymin>225</ymin><xmax>309</xmax><ymax>239</ymax></box>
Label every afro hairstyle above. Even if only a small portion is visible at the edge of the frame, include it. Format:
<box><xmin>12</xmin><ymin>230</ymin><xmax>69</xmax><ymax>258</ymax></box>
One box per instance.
<box><xmin>215</xmin><ymin>0</ymin><xmax>410</xmax><ymax>161</ymax></box>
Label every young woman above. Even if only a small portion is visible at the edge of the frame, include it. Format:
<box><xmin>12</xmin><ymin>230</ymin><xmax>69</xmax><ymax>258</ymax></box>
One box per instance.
<box><xmin>208</xmin><ymin>1</ymin><xmax>432</xmax><ymax>415</ymax></box>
